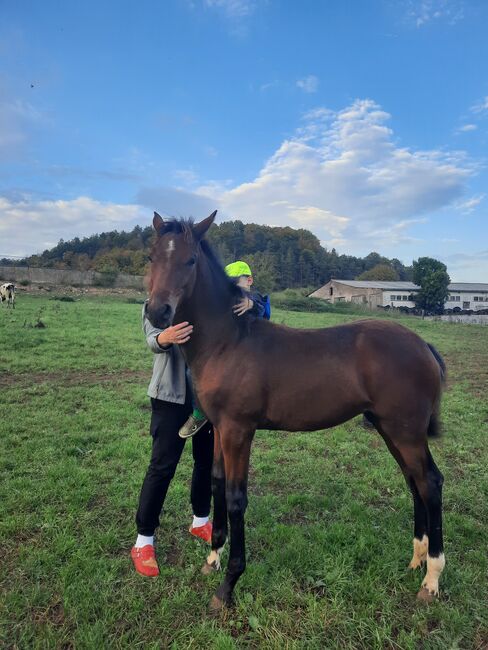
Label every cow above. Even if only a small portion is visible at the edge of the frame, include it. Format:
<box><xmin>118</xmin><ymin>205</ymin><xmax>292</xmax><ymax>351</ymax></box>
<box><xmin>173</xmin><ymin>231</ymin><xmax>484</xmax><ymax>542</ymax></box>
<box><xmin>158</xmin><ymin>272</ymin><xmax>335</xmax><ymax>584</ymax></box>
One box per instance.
<box><xmin>0</xmin><ymin>283</ymin><xmax>15</xmax><ymax>308</ymax></box>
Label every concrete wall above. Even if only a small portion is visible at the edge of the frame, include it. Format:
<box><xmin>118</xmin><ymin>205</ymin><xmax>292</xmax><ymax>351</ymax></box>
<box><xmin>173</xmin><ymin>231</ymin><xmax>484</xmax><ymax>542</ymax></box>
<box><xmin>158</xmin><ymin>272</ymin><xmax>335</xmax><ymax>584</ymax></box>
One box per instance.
<box><xmin>0</xmin><ymin>266</ymin><xmax>145</xmax><ymax>290</ymax></box>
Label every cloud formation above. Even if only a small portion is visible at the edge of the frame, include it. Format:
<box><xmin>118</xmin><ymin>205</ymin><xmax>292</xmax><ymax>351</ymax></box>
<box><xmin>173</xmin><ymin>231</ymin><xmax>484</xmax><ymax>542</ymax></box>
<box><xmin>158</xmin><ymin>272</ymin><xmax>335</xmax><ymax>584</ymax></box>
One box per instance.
<box><xmin>0</xmin><ymin>196</ymin><xmax>144</xmax><ymax>257</ymax></box>
<box><xmin>217</xmin><ymin>99</ymin><xmax>471</xmax><ymax>251</ymax></box>
<box><xmin>204</xmin><ymin>0</ymin><xmax>254</xmax><ymax>18</ymax></box>
<box><xmin>471</xmin><ymin>95</ymin><xmax>488</xmax><ymax>114</ymax></box>
<box><xmin>405</xmin><ymin>0</ymin><xmax>464</xmax><ymax>27</ymax></box>
<box><xmin>457</xmin><ymin>123</ymin><xmax>477</xmax><ymax>133</ymax></box>
<box><xmin>296</xmin><ymin>75</ymin><xmax>319</xmax><ymax>94</ymax></box>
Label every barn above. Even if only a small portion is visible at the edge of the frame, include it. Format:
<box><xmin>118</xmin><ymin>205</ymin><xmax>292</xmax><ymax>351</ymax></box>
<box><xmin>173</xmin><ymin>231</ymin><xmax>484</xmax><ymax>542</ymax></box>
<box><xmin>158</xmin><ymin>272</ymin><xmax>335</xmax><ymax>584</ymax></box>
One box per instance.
<box><xmin>309</xmin><ymin>280</ymin><xmax>488</xmax><ymax>311</ymax></box>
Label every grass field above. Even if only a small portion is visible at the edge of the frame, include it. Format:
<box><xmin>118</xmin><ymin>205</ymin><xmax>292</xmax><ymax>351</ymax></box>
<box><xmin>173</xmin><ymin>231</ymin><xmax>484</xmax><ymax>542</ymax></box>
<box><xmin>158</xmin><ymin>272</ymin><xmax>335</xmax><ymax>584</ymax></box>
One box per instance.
<box><xmin>1</xmin><ymin>294</ymin><xmax>487</xmax><ymax>649</ymax></box>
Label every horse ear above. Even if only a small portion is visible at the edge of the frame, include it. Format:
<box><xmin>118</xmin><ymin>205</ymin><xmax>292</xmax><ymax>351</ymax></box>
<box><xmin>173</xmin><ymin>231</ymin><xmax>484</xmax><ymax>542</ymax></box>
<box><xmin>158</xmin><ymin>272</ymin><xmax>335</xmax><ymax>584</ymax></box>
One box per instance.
<box><xmin>153</xmin><ymin>212</ymin><xmax>164</xmax><ymax>233</ymax></box>
<box><xmin>193</xmin><ymin>210</ymin><xmax>217</xmax><ymax>240</ymax></box>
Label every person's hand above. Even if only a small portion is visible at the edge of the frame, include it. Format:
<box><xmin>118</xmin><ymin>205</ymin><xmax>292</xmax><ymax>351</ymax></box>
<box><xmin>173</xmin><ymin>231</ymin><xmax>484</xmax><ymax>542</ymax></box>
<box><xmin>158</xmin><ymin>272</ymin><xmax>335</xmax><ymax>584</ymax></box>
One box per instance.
<box><xmin>157</xmin><ymin>321</ymin><xmax>193</xmax><ymax>346</ymax></box>
<box><xmin>233</xmin><ymin>296</ymin><xmax>254</xmax><ymax>317</ymax></box>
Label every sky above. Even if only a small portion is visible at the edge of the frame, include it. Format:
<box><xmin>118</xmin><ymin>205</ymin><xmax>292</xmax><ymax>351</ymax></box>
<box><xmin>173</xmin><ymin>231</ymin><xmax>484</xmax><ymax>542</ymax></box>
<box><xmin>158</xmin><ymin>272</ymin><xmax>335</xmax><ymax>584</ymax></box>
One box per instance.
<box><xmin>1</xmin><ymin>0</ymin><xmax>487</xmax><ymax>280</ymax></box>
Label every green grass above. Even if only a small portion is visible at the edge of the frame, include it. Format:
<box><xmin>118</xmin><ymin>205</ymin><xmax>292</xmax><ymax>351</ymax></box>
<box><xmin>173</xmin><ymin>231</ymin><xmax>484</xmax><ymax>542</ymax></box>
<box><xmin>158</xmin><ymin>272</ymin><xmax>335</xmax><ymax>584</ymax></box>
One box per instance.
<box><xmin>1</xmin><ymin>295</ymin><xmax>487</xmax><ymax>649</ymax></box>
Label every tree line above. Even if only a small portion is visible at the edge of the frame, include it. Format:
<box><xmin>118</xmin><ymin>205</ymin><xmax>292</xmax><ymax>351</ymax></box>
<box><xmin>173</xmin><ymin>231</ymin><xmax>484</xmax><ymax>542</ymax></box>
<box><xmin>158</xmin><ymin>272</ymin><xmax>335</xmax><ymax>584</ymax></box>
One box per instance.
<box><xmin>2</xmin><ymin>220</ymin><xmax>416</xmax><ymax>293</ymax></box>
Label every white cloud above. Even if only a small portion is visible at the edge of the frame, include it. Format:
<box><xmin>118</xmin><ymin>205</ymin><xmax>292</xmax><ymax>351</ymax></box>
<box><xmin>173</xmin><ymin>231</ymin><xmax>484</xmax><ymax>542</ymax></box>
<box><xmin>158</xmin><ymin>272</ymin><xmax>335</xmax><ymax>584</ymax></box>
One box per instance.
<box><xmin>406</xmin><ymin>0</ymin><xmax>464</xmax><ymax>27</ymax></box>
<box><xmin>456</xmin><ymin>194</ymin><xmax>485</xmax><ymax>213</ymax></box>
<box><xmin>471</xmin><ymin>96</ymin><xmax>488</xmax><ymax>114</ymax></box>
<box><xmin>217</xmin><ymin>99</ymin><xmax>471</xmax><ymax>252</ymax></box>
<box><xmin>296</xmin><ymin>75</ymin><xmax>319</xmax><ymax>94</ymax></box>
<box><xmin>297</xmin><ymin>74</ymin><xmax>319</xmax><ymax>93</ymax></box>
<box><xmin>457</xmin><ymin>123</ymin><xmax>477</xmax><ymax>132</ymax></box>
<box><xmin>0</xmin><ymin>196</ymin><xmax>145</xmax><ymax>257</ymax></box>
<box><xmin>204</xmin><ymin>0</ymin><xmax>254</xmax><ymax>18</ymax></box>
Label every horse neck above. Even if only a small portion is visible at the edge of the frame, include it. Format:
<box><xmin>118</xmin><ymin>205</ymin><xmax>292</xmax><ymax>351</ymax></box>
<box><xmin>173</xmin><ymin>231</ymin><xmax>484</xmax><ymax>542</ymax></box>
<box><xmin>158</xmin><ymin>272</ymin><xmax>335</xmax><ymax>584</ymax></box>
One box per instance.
<box><xmin>176</xmin><ymin>252</ymin><xmax>239</xmax><ymax>371</ymax></box>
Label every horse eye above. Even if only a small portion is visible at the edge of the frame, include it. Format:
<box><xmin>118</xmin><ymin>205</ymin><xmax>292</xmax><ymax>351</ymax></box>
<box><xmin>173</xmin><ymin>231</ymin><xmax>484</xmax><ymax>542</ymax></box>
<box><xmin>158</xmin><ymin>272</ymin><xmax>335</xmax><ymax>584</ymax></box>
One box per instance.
<box><xmin>186</xmin><ymin>257</ymin><xmax>196</xmax><ymax>266</ymax></box>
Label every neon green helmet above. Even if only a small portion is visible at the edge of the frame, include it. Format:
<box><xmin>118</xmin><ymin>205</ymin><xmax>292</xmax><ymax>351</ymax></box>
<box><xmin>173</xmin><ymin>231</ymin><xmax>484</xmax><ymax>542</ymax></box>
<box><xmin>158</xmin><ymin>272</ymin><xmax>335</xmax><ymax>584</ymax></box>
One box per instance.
<box><xmin>225</xmin><ymin>261</ymin><xmax>252</xmax><ymax>278</ymax></box>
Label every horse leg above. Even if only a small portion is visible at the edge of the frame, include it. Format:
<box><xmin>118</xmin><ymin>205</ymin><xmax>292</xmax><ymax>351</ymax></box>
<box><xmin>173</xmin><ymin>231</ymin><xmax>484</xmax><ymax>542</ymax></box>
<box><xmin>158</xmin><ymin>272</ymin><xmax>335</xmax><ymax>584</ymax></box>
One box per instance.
<box><xmin>209</xmin><ymin>427</ymin><xmax>253</xmax><ymax>613</ymax></box>
<box><xmin>374</xmin><ymin>416</ymin><xmax>444</xmax><ymax>599</ymax></box>
<box><xmin>415</xmin><ymin>449</ymin><xmax>445</xmax><ymax>601</ymax></box>
<box><xmin>202</xmin><ymin>428</ymin><xmax>227</xmax><ymax>575</ymax></box>
<box><xmin>408</xmin><ymin>478</ymin><xmax>428</xmax><ymax>569</ymax></box>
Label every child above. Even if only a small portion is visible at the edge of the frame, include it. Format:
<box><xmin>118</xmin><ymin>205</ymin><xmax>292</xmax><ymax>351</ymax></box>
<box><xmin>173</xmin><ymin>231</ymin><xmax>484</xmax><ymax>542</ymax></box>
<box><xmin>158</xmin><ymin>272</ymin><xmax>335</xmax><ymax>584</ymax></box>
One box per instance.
<box><xmin>178</xmin><ymin>260</ymin><xmax>270</xmax><ymax>439</ymax></box>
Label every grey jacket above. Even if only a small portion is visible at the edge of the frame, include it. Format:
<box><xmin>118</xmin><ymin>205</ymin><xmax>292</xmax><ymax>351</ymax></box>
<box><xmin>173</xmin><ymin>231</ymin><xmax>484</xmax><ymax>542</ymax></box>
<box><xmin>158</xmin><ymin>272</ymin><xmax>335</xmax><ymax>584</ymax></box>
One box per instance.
<box><xmin>142</xmin><ymin>303</ymin><xmax>188</xmax><ymax>404</ymax></box>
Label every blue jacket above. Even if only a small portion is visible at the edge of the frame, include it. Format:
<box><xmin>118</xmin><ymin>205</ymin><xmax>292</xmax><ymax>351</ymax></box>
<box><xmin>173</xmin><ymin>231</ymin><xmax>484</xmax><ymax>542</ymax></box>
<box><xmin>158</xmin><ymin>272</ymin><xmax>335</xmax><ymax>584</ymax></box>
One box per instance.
<box><xmin>248</xmin><ymin>291</ymin><xmax>267</xmax><ymax>319</ymax></box>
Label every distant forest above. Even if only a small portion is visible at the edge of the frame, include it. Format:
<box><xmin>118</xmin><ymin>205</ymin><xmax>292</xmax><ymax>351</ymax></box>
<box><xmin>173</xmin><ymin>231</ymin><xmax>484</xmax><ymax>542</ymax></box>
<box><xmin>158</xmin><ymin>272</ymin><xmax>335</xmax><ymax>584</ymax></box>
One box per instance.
<box><xmin>2</xmin><ymin>221</ymin><xmax>413</xmax><ymax>293</ymax></box>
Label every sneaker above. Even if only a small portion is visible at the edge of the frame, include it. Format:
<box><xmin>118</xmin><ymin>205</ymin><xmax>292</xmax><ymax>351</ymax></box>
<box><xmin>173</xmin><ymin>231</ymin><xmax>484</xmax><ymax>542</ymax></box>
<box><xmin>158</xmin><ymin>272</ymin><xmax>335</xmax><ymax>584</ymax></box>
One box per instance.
<box><xmin>178</xmin><ymin>414</ymin><xmax>209</xmax><ymax>439</ymax></box>
<box><xmin>131</xmin><ymin>545</ymin><xmax>159</xmax><ymax>577</ymax></box>
<box><xmin>189</xmin><ymin>521</ymin><xmax>213</xmax><ymax>544</ymax></box>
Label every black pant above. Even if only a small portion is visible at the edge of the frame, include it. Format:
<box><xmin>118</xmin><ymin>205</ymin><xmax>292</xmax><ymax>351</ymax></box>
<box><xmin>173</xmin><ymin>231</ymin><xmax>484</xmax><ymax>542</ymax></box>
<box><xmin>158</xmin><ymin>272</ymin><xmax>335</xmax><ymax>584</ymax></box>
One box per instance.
<box><xmin>135</xmin><ymin>396</ymin><xmax>214</xmax><ymax>536</ymax></box>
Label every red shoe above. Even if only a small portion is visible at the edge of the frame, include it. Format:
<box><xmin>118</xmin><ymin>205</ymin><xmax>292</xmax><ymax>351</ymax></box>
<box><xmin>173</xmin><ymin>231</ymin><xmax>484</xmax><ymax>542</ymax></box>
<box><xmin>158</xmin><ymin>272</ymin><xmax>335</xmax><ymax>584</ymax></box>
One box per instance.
<box><xmin>189</xmin><ymin>521</ymin><xmax>213</xmax><ymax>544</ymax></box>
<box><xmin>131</xmin><ymin>545</ymin><xmax>159</xmax><ymax>577</ymax></box>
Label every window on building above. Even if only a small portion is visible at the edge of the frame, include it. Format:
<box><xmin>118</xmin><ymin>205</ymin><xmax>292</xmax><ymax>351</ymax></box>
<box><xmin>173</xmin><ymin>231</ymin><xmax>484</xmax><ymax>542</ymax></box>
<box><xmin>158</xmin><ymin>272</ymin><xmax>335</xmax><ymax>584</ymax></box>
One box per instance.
<box><xmin>330</xmin><ymin>287</ymin><xmax>333</xmax><ymax>296</ymax></box>
<box><xmin>402</xmin><ymin>295</ymin><xmax>409</xmax><ymax>301</ymax></box>
<box><xmin>390</xmin><ymin>295</ymin><xmax>395</xmax><ymax>301</ymax></box>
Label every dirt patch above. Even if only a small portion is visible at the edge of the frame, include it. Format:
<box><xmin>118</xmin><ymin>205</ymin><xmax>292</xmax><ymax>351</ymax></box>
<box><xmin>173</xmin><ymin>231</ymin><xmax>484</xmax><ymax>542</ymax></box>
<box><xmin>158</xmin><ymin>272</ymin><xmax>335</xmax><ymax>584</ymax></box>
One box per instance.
<box><xmin>0</xmin><ymin>368</ymin><xmax>149</xmax><ymax>388</ymax></box>
<box><xmin>31</xmin><ymin>600</ymin><xmax>65</xmax><ymax>627</ymax></box>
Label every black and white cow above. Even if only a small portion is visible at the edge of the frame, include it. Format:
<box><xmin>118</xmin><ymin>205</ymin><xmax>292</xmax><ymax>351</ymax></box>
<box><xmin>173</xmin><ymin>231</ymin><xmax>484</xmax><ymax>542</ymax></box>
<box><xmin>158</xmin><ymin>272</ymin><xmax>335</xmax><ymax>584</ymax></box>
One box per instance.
<box><xmin>0</xmin><ymin>283</ymin><xmax>15</xmax><ymax>308</ymax></box>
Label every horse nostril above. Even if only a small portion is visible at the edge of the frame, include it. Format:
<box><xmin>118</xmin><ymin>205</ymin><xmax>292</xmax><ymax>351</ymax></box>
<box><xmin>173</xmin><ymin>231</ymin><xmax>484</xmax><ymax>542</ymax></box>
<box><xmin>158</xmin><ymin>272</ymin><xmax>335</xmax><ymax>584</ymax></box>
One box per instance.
<box><xmin>150</xmin><ymin>303</ymin><xmax>172</xmax><ymax>328</ymax></box>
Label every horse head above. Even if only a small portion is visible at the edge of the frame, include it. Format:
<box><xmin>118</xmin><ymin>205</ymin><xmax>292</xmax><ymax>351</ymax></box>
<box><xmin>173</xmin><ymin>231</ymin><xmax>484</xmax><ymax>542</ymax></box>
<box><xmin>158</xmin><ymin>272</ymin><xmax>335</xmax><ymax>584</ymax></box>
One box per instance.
<box><xmin>145</xmin><ymin>210</ymin><xmax>217</xmax><ymax>328</ymax></box>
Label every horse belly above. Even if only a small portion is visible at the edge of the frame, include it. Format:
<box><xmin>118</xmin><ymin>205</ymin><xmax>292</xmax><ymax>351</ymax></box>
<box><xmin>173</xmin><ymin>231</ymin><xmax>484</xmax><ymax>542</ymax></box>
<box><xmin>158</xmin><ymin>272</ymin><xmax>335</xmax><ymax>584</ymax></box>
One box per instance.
<box><xmin>263</xmin><ymin>371</ymin><xmax>367</xmax><ymax>432</ymax></box>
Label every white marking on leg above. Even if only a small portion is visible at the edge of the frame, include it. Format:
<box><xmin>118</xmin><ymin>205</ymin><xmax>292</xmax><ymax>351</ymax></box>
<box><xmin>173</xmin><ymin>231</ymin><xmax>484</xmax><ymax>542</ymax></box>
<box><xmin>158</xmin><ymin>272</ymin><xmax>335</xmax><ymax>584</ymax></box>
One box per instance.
<box><xmin>421</xmin><ymin>553</ymin><xmax>445</xmax><ymax>595</ymax></box>
<box><xmin>409</xmin><ymin>534</ymin><xmax>428</xmax><ymax>569</ymax></box>
<box><xmin>206</xmin><ymin>546</ymin><xmax>224</xmax><ymax>570</ymax></box>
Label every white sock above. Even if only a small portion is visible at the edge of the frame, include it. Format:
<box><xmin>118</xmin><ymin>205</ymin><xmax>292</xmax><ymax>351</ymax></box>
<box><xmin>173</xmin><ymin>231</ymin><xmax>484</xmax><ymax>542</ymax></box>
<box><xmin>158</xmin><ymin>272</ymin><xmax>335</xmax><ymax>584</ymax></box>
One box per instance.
<box><xmin>192</xmin><ymin>515</ymin><xmax>209</xmax><ymax>528</ymax></box>
<box><xmin>135</xmin><ymin>534</ymin><xmax>154</xmax><ymax>548</ymax></box>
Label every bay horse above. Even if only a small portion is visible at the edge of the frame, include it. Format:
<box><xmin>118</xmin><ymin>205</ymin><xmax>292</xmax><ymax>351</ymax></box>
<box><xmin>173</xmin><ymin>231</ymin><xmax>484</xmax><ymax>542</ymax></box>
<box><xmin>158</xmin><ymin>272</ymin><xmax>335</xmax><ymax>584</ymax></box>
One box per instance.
<box><xmin>146</xmin><ymin>211</ymin><xmax>446</xmax><ymax>611</ymax></box>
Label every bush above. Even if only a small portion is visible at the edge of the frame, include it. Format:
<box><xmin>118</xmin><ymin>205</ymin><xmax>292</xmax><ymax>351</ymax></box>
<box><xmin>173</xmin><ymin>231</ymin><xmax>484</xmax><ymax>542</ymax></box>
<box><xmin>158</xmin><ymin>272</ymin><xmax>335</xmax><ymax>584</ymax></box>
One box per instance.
<box><xmin>19</xmin><ymin>279</ymin><xmax>29</xmax><ymax>286</ymax></box>
<box><xmin>271</xmin><ymin>289</ymin><xmax>332</xmax><ymax>313</ymax></box>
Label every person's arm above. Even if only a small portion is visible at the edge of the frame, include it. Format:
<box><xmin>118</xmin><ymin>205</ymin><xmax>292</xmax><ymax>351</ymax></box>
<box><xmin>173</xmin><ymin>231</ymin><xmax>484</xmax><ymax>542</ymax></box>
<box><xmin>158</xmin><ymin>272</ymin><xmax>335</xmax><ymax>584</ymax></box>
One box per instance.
<box><xmin>142</xmin><ymin>303</ymin><xmax>193</xmax><ymax>353</ymax></box>
<box><xmin>232</xmin><ymin>292</ymin><xmax>266</xmax><ymax>318</ymax></box>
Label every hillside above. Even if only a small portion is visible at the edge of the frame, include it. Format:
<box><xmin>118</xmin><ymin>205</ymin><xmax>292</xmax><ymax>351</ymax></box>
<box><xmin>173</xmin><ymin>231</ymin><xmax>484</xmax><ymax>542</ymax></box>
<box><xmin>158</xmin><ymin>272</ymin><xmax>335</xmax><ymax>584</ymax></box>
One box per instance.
<box><xmin>1</xmin><ymin>221</ymin><xmax>413</xmax><ymax>292</ymax></box>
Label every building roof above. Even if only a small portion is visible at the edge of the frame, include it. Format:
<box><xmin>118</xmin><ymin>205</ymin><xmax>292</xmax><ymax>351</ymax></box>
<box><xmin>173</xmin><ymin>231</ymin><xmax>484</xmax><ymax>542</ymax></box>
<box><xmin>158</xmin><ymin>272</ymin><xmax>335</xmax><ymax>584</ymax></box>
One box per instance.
<box><xmin>310</xmin><ymin>279</ymin><xmax>488</xmax><ymax>298</ymax></box>
<box><xmin>448</xmin><ymin>283</ymin><xmax>488</xmax><ymax>292</ymax></box>
<box><xmin>332</xmin><ymin>280</ymin><xmax>419</xmax><ymax>290</ymax></box>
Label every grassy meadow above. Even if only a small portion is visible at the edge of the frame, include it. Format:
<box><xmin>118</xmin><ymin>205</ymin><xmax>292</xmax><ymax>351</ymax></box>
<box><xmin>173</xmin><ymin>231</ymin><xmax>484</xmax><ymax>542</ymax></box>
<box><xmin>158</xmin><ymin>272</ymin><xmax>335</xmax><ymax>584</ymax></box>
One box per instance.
<box><xmin>0</xmin><ymin>293</ymin><xmax>487</xmax><ymax>649</ymax></box>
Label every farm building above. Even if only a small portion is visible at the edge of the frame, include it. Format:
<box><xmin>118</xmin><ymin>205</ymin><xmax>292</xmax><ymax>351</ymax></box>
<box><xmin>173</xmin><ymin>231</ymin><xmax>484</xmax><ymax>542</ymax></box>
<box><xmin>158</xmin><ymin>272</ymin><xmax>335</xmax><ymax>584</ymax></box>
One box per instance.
<box><xmin>309</xmin><ymin>280</ymin><xmax>488</xmax><ymax>311</ymax></box>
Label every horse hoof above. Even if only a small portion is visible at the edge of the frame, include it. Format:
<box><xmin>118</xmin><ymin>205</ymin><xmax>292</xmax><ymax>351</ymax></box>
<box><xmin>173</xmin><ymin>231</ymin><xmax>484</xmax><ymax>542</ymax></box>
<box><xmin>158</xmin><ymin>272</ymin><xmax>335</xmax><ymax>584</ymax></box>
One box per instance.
<box><xmin>209</xmin><ymin>595</ymin><xmax>225</xmax><ymax>614</ymax></box>
<box><xmin>416</xmin><ymin>586</ymin><xmax>438</xmax><ymax>603</ymax></box>
<box><xmin>201</xmin><ymin>561</ymin><xmax>216</xmax><ymax>576</ymax></box>
<box><xmin>408</xmin><ymin>559</ymin><xmax>424</xmax><ymax>570</ymax></box>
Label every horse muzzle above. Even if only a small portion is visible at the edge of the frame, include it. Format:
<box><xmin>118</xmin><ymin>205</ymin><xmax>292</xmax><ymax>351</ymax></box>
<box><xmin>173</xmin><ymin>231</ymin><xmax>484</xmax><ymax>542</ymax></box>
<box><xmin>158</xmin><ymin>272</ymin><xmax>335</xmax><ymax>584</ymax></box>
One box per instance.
<box><xmin>145</xmin><ymin>300</ymin><xmax>174</xmax><ymax>329</ymax></box>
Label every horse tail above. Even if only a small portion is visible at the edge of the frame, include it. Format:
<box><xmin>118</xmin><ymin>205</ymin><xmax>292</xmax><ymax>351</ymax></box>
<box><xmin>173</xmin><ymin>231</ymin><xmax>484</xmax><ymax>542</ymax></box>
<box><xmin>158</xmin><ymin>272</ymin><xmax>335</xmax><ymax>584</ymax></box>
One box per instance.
<box><xmin>427</xmin><ymin>343</ymin><xmax>446</xmax><ymax>384</ymax></box>
<box><xmin>427</xmin><ymin>343</ymin><xmax>446</xmax><ymax>438</ymax></box>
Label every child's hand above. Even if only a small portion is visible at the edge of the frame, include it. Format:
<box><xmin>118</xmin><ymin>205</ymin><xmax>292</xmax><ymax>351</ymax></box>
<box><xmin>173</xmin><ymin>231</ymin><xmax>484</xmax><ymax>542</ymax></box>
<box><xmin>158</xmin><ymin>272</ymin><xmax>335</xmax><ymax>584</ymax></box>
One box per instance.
<box><xmin>233</xmin><ymin>297</ymin><xmax>253</xmax><ymax>316</ymax></box>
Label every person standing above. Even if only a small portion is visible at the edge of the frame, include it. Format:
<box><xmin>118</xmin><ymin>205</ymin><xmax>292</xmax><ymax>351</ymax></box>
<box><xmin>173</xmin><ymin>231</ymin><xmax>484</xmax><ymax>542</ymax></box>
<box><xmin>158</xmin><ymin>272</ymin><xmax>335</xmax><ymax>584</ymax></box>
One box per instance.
<box><xmin>131</xmin><ymin>304</ymin><xmax>214</xmax><ymax>577</ymax></box>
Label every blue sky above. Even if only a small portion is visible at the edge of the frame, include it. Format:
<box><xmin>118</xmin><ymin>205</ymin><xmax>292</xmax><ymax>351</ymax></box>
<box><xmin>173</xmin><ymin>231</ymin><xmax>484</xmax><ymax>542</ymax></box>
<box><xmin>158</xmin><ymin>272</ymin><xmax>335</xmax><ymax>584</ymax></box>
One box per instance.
<box><xmin>1</xmin><ymin>0</ymin><xmax>487</xmax><ymax>280</ymax></box>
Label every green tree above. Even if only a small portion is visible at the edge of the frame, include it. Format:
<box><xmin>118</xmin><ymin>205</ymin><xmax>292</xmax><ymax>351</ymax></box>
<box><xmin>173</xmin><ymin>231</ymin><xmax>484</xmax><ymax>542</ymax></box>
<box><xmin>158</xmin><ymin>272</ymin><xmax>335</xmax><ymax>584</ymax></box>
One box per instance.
<box><xmin>412</xmin><ymin>257</ymin><xmax>450</xmax><ymax>314</ymax></box>
<box><xmin>245</xmin><ymin>252</ymin><xmax>277</xmax><ymax>294</ymax></box>
<box><xmin>357</xmin><ymin>264</ymin><xmax>399</xmax><ymax>281</ymax></box>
